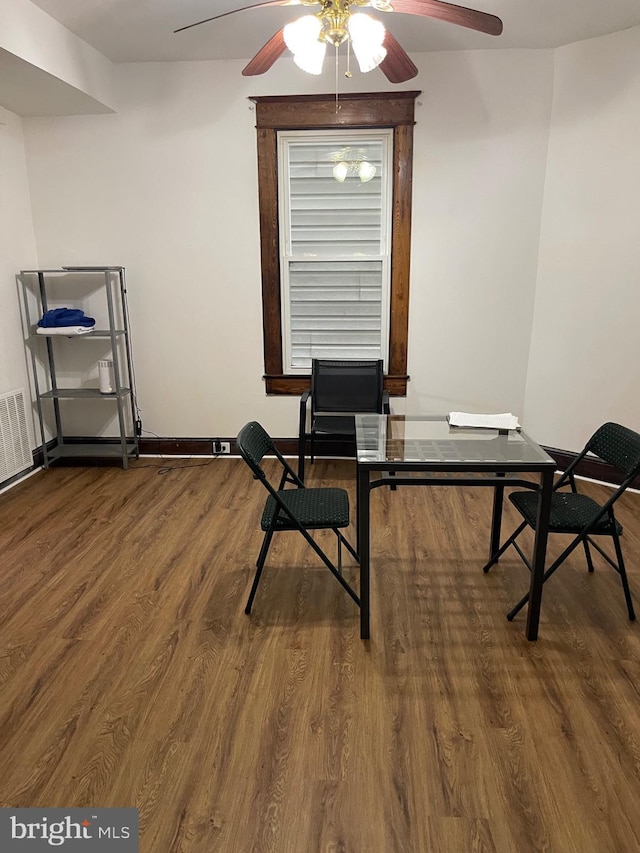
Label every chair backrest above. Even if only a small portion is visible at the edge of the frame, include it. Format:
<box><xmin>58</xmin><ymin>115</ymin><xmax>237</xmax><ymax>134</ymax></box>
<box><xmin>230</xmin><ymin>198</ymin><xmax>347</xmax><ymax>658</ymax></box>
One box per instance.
<box><xmin>237</xmin><ymin>420</ymin><xmax>303</xmax><ymax>492</ymax></box>
<box><xmin>311</xmin><ymin>359</ymin><xmax>384</xmax><ymax>415</ymax></box>
<box><xmin>236</xmin><ymin>421</ymin><xmax>275</xmax><ymax>480</ymax></box>
<box><xmin>587</xmin><ymin>422</ymin><xmax>640</xmax><ymax>480</ymax></box>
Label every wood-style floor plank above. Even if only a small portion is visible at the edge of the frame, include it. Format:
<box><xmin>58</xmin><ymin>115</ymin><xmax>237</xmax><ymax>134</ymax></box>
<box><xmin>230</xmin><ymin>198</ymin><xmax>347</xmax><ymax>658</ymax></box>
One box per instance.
<box><xmin>1</xmin><ymin>459</ymin><xmax>639</xmax><ymax>851</ymax></box>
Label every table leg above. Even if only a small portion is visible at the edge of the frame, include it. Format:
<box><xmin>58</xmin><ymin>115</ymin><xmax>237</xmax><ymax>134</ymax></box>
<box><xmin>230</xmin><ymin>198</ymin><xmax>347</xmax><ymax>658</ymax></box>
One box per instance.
<box><xmin>357</xmin><ymin>466</ymin><xmax>370</xmax><ymax>640</ymax></box>
<box><xmin>489</xmin><ymin>473</ymin><xmax>505</xmax><ymax>561</ymax></box>
<box><xmin>525</xmin><ymin>467</ymin><xmax>554</xmax><ymax>641</ymax></box>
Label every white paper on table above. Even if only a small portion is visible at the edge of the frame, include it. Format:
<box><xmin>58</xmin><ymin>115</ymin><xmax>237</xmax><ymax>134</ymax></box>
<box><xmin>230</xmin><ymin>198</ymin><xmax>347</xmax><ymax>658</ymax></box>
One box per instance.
<box><xmin>448</xmin><ymin>411</ymin><xmax>520</xmax><ymax>430</ymax></box>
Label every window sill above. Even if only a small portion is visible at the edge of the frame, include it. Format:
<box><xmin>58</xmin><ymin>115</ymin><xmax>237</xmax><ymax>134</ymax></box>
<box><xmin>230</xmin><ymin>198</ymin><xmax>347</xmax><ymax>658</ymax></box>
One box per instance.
<box><xmin>264</xmin><ymin>374</ymin><xmax>409</xmax><ymax>396</ymax></box>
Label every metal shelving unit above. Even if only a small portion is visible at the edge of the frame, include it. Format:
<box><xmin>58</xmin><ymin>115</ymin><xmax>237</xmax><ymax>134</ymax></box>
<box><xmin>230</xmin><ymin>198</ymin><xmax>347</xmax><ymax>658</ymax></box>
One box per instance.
<box><xmin>20</xmin><ymin>266</ymin><xmax>139</xmax><ymax>469</ymax></box>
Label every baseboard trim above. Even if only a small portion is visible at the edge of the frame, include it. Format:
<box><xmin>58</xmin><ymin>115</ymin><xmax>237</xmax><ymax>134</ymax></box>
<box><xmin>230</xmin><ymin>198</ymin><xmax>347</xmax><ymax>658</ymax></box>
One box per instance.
<box><xmin>138</xmin><ymin>436</ymin><xmax>353</xmax><ymax>458</ymax></box>
<box><xmin>543</xmin><ymin>447</ymin><xmax>636</xmax><ymax>488</ymax></box>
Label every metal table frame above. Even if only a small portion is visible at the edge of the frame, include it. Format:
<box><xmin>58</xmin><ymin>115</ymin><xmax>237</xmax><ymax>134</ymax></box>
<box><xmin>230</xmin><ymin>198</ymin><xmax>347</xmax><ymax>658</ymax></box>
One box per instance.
<box><xmin>355</xmin><ymin>415</ymin><xmax>557</xmax><ymax>641</ymax></box>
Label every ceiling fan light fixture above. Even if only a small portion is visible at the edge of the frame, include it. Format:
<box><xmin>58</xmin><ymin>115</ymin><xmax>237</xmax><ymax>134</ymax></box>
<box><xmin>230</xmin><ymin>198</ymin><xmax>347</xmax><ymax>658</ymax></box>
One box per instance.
<box><xmin>283</xmin><ymin>15</ymin><xmax>327</xmax><ymax>75</ymax></box>
<box><xmin>284</xmin><ymin>15</ymin><xmax>327</xmax><ymax>74</ymax></box>
<box><xmin>179</xmin><ymin>0</ymin><xmax>503</xmax><ymax>84</ymax></box>
<box><xmin>293</xmin><ymin>43</ymin><xmax>327</xmax><ymax>75</ymax></box>
<box><xmin>352</xmin><ymin>41</ymin><xmax>387</xmax><ymax>73</ymax></box>
<box><xmin>348</xmin><ymin>13</ymin><xmax>387</xmax><ymax>73</ymax></box>
<box><xmin>283</xmin><ymin>15</ymin><xmax>321</xmax><ymax>53</ymax></box>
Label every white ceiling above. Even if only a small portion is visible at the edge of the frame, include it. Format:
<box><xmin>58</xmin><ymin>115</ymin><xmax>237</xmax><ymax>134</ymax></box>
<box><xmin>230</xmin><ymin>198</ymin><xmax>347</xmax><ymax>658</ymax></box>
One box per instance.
<box><xmin>26</xmin><ymin>0</ymin><xmax>640</xmax><ymax>64</ymax></box>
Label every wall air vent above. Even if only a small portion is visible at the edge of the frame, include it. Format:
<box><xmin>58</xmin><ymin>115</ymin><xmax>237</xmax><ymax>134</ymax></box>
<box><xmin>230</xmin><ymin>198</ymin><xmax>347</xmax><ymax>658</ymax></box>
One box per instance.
<box><xmin>0</xmin><ymin>388</ymin><xmax>32</xmax><ymax>481</ymax></box>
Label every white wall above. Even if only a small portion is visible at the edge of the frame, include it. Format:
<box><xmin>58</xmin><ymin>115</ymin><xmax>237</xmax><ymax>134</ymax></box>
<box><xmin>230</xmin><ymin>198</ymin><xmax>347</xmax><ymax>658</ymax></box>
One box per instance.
<box><xmin>524</xmin><ymin>26</ymin><xmax>640</xmax><ymax>450</ymax></box>
<box><xmin>19</xmin><ymin>48</ymin><xmax>554</xmax><ymax>440</ymax></box>
<box><xmin>405</xmin><ymin>48</ymin><xmax>553</xmax><ymax>418</ymax></box>
<box><xmin>0</xmin><ymin>106</ymin><xmax>38</xmax><ymax>448</ymax></box>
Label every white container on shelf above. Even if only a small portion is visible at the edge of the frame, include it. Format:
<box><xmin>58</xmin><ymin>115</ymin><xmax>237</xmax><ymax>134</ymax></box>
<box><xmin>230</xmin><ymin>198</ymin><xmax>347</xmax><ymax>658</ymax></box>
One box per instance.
<box><xmin>99</xmin><ymin>359</ymin><xmax>114</xmax><ymax>394</ymax></box>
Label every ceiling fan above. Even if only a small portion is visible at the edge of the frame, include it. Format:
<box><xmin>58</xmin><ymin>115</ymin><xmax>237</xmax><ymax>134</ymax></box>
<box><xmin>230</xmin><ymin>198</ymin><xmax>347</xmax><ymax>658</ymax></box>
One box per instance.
<box><xmin>174</xmin><ymin>0</ymin><xmax>503</xmax><ymax>84</ymax></box>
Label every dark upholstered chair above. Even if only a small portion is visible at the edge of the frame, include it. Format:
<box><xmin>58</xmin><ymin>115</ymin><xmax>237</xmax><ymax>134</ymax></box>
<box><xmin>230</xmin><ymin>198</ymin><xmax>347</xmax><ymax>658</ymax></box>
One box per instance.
<box><xmin>297</xmin><ymin>358</ymin><xmax>389</xmax><ymax>482</ymax></box>
<box><xmin>484</xmin><ymin>422</ymin><xmax>640</xmax><ymax>622</ymax></box>
<box><xmin>236</xmin><ymin>421</ymin><xmax>360</xmax><ymax>616</ymax></box>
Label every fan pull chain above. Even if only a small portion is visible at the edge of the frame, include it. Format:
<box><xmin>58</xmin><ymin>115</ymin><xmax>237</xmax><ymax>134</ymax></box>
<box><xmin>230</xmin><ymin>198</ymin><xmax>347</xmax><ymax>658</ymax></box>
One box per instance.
<box><xmin>335</xmin><ymin>44</ymin><xmax>341</xmax><ymax>113</ymax></box>
<box><xmin>345</xmin><ymin>38</ymin><xmax>352</xmax><ymax>79</ymax></box>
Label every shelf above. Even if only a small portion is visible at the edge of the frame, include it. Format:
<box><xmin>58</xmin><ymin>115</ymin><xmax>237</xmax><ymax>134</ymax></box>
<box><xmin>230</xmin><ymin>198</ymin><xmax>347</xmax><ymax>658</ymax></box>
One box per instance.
<box><xmin>31</xmin><ymin>328</ymin><xmax>126</xmax><ymax>339</ymax></box>
<box><xmin>21</xmin><ymin>266</ymin><xmax>125</xmax><ymax>273</ymax></box>
<box><xmin>20</xmin><ymin>266</ymin><xmax>138</xmax><ymax>470</ymax></box>
<box><xmin>40</xmin><ymin>388</ymin><xmax>132</xmax><ymax>399</ymax></box>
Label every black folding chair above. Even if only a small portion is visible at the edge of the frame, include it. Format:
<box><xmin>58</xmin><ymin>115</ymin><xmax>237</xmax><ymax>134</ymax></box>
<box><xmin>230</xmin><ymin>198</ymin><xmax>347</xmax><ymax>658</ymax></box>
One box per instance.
<box><xmin>236</xmin><ymin>421</ymin><xmax>360</xmax><ymax>616</ymax></box>
<box><xmin>298</xmin><ymin>358</ymin><xmax>389</xmax><ymax>482</ymax></box>
<box><xmin>484</xmin><ymin>421</ymin><xmax>640</xmax><ymax>621</ymax></box>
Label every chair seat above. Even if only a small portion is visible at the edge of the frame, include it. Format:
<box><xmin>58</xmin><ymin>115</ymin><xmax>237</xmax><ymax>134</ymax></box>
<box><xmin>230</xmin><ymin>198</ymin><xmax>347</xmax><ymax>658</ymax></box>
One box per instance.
<box><xmin>262</xmin><ymin>487</ymin><xmax>350</xmax><ymax>531</ymax></box>
<box><xmin>312</xmin><ymin>414</ymin><xmax>356</xmax><ymax>436</ymax></box>
<box><xmin>509</xmin><ymin>490</ymin><xmax>623</xmax><ymax>535</ymax></box>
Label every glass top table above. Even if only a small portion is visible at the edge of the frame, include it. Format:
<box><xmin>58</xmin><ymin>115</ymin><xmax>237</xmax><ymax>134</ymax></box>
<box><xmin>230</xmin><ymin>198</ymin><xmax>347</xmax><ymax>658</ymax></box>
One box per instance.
<box><xmin>356</xmin><ymin>414</ymin><xmax>555</xmax><ymax>467</ymax></box>
<box><xmin>354</xmin><ymin>414</ymin><xmax>557</xmax><ymax>641</ymax></box>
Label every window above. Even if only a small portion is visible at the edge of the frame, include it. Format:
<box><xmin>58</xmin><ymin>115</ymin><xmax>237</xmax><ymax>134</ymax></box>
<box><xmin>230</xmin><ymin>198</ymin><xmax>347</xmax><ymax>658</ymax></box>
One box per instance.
<box><xmin>279</xmin><ymin>129</ymin><xmax>393</xmax><ymax>371</ymax></box>
<box><xmin>251</xmin><ymin>91</ymin><xmax>419</xmax><ymax>396</ymax></box>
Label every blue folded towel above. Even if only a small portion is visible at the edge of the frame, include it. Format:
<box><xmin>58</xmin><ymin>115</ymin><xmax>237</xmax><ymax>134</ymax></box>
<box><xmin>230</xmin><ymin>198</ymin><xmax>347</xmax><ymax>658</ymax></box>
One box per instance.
<box><xmin>38</xmin><ymin>307</ymin><xmax>95</xmax><ymax>328</ymax></box>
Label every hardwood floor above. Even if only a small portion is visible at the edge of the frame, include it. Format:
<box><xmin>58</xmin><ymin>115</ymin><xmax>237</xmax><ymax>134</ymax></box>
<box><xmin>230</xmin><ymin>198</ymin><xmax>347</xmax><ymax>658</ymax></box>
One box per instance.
<box><xmin>1</xmin><ymin>458</ymin><xmax>640</xmax><ymax>852</ymax></box>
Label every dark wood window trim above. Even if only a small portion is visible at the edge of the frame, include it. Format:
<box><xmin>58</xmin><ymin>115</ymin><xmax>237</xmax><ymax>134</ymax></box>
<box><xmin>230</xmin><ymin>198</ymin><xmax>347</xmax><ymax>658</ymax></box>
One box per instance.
<box><xmin>250</xmin><ymin>91</ymin><xmax>420</xmax><ymax>396</ymax></box>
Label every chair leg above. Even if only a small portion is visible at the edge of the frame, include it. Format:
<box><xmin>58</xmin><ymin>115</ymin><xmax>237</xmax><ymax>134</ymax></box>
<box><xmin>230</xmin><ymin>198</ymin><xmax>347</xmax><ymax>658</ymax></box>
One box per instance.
<box><xmin>483</xmin><ymin>520</ymin><xmax>528</xmax><ymax>573</ymax></box>
<box><xmin>507</xmin><ymin>534</ymin><xmax>586</xmax><ymax>620</ymax></box>
<box><xmin>611</xmin><ymin>528</ymin><xmax>636</xmax><ymax>621</ymax></box>
<box><xmin>300</xmin><ymin>527</ymin><xmax>360</xmax><ymax>606</ymax></box>
<box><xmin>506</xmin><ymin>589</ymin><xmax>531</xmax><ymax>621</ymax></box>
<box><xmin>256</xmin><ymin>528</ymin><xmax>274</xmax><ymax>573</ymax></box>
<box><xmin>582</xmin><ymin>536</ymin><xmax>595</xmax><ymax>573</ymax></box>
<box><xmin>337</xmin><ymin>529</ymin><xmax>359</xmax><ymax>563</ymax></box>
<box><xmin>245</xmin><ymin>529</ymin><xmax>274</xmax><ymax>614</ymax></box>
<box><xmin>507</xmin><ymin>555</ymin><xmax>563</xmax><ymax>621</ymax></box>
<box><xmin>245</xmin><ymin>563</ymin><xmax>266</xmax><ymax>614</ymax></box>
<box><xmin>298</xmin><ymin>434</ymin><xmax>306</xmax><ymax>483</ymax></box>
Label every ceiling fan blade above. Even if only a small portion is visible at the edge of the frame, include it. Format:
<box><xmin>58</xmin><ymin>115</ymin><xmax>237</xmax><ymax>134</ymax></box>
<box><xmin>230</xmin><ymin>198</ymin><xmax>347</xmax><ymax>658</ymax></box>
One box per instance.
<box><xmin>389</xmin><ymin>0</ymin><xmax>503</xmax><ymax>36</ymax></box>
<box><xmin>379</xmin><ymin>30</ymin><xmax>419</xmax><ymax>83</ymax></box>
<box><xmin>174</xmin><ymin>1</ymin><xmax>303</xmax><ymax>34</ymax></box>
<box><xmin>242</xmin><ymin>29</ymin><xmax>288</xmax><ymax>75</ymax></box>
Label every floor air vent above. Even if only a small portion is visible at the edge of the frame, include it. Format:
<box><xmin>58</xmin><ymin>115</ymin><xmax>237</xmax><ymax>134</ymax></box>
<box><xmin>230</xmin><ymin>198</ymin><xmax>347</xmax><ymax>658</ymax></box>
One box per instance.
<box><xmin>0</xmin><ymin>388</ymin><xmax>32</xmax><ymax>481</ymax></box>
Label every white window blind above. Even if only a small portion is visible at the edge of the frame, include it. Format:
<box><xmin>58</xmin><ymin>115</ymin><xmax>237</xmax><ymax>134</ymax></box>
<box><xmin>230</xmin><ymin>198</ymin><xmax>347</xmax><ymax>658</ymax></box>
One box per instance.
<box><xmin>278</xmin><ymin>131</ymin><xmax>393</xmax><ymax>372</ymax></box>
